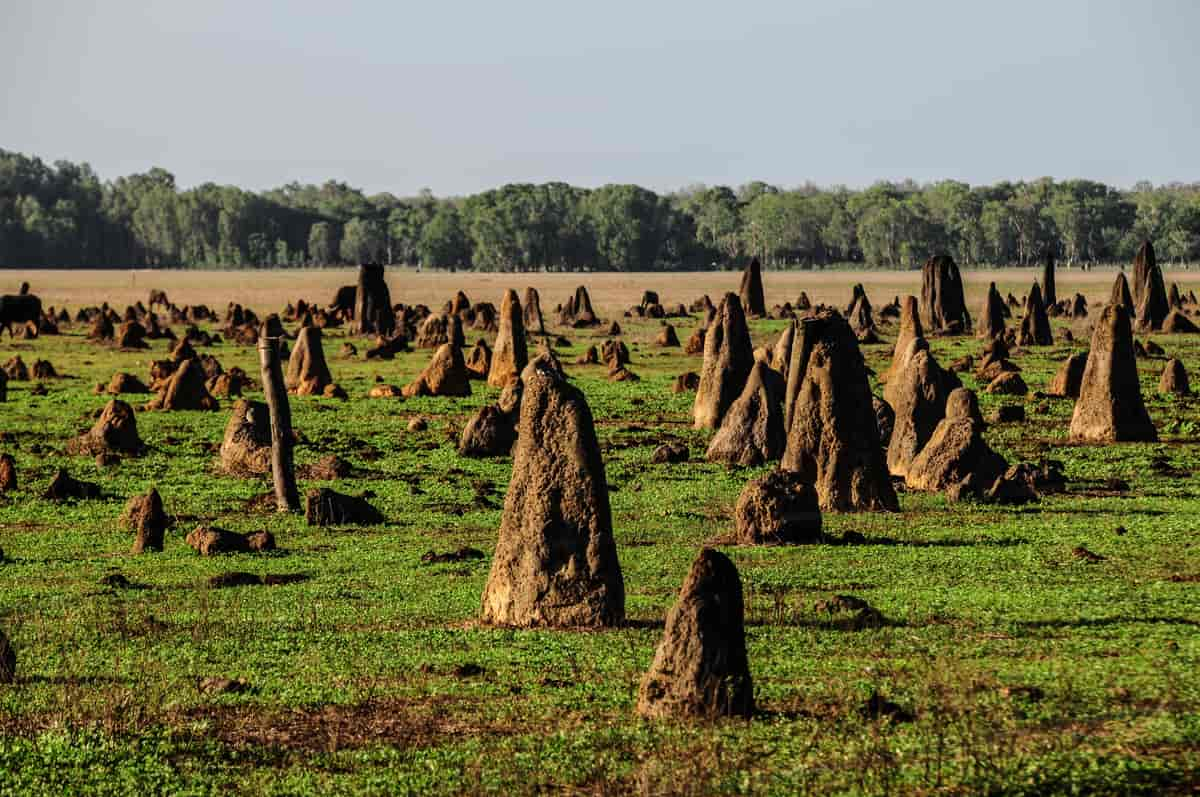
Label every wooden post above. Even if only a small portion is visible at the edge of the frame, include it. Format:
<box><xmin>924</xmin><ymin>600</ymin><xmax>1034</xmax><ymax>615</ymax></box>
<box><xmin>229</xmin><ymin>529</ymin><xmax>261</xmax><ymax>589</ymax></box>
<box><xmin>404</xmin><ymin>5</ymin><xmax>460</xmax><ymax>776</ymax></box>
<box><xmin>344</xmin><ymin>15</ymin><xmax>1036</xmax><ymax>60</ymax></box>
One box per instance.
<box><xmin>257</xmin><ymin>336</ymin><xmax>300</xmax><ymax>512</ymax></box>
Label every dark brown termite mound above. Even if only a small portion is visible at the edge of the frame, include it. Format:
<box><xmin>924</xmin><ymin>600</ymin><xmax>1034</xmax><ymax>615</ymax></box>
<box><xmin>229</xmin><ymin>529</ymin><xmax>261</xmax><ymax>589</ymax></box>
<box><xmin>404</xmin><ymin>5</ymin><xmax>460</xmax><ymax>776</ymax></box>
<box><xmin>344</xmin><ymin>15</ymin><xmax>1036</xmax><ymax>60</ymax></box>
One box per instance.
<box><xmin>121</xmin><ymin>487</ymin><xmax>169</xmax><ymax>553</ymax></box>
<box><xmin>488</xmin><ymin>289</ymin><xmax>528</xmax><ymax>388</ymax></box>
<box><xmin>733</xmin><ymin>470</ymin><xmax>822</xmax><ymax>545</ymax></box>
<box><xmin>68</xmin><ymin>399</ymin><xmax>143</xmax><ymax>456</ymax></box>
<box><xmin>781</xmin><ymin>311</ymin><xmax>898</xmax><ymax>512</ymax></box>
<box><xmin>738</xmin><ymin>258</ymin><xmax>766</xmax><ymax>318</ymax></box>
<box><xmin>977</xmin><ymin>282</ymin><xmax>1007</xmax><ymax>340</ymax></box>
<box><xmin>1160</xmin><ymin>310</ymin><xmax>1199</xmax><ymax>334</ymax></box>
<box><xmin>458</xmin><ymin>403</ymin><xmax>518</xmax><ymax>458</ymax></box>
<box><xmin>636</xmin><ymin>548</ymin><xmax>753</xmax><ymax>719</ymax></box>
<box><xmin>1159</xmin><ymin>358</ymin><xmax>1191</xmax><ymax>396</ymax></box>
<box><xmin>106</xmin><ymin>372</ymin><xmax>150</xmax><ymax>395</ymax></box>
<box><xmin>0</xmin><ymin>453</ymin><xmax>16</xmax><ymax>493</ymax></box>
<box><xmin>1132</xmin><ymin>240</ymin><xmax>1168</xmax><ymax>331</ymax></box>
<box><xmin>560</xmin><ymin>285</ymin><xmax>600</xmax><ymax>327</ymax></box>
<box><xmin>305</xmin><ymin>488</ymin><xmax>385</xmax><ymax>526</ymax></box>
<box><xmin>353</xmin><ymin>263</ymin><xmax>395</xmax><ymax>337</ymax></box>
<box><xmin>44</xmin><ymin>468</ymin><xmax>102</xmax><ymax>501</ymax></box>
<box><xmin>1041</xmin><ymin>248</ymin><xmax>1057</xmax><ymax>308</ymax></box>
<box><xmin>523</xmin><ymin>287</ymin><xmax>546</xmax><ymax>335</ymax></box>
<box><xmin>920</xmin><ymin>255</ymin><xmax>970</xmax><ymax>333</ymax></box>
<box><xmin>1017</xmin><ymin>282</ymin><xmax>1053</xmax><ymax>346</ymax></box>
<box><xmin>1069</xmin><ymin>304</ymin><xmax>1157</xmax><ymax>443</ymax></box>
<box><xmin>480</xmin><ymin>355</ymin><xmax>624</xmax><ymax>628</ymax></box>
<box><xmin>0</xmin><ymin>629</ymin><xmax>14</xmax><ymax>684</ymax></box>
<box><xmin>693</xmin><ymin>293</ymin><xmax>753</xmax><ymax>430</ymax></box>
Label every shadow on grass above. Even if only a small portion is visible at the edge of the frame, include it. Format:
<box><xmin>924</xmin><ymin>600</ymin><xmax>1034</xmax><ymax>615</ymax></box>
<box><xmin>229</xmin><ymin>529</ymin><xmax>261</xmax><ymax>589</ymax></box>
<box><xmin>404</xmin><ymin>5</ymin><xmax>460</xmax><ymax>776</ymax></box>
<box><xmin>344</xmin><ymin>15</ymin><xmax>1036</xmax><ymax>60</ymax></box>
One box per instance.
<box><xmin>1019</xmin><ymin>615</ymin><xmax>1200</xmax><ymax>630</ymax></box>
<box><xmin>833</xmin><ymin>535</ymin><xmax>1028</xmax><ymax>548</ymax></box>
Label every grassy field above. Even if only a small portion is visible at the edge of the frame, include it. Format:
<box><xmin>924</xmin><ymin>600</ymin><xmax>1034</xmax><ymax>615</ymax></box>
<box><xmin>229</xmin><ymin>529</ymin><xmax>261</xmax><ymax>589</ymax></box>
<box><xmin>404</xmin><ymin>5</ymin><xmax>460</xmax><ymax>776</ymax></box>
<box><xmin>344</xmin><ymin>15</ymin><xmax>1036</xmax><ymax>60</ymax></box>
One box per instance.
<box><xmin>1</xmin><ymin>268</ymin><xmax>1199</xmax><ymax>795</ymax></box>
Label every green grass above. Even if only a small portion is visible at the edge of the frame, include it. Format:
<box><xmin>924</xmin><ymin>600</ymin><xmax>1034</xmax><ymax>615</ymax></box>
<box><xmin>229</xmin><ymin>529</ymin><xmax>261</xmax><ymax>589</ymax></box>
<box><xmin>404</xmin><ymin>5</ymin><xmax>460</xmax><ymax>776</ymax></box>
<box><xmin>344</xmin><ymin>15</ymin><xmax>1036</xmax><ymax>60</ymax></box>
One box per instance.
<box><xmin>1</xmin><ymin>306</ymin><xmax>1199</xmax><ymax>796</ymax></box>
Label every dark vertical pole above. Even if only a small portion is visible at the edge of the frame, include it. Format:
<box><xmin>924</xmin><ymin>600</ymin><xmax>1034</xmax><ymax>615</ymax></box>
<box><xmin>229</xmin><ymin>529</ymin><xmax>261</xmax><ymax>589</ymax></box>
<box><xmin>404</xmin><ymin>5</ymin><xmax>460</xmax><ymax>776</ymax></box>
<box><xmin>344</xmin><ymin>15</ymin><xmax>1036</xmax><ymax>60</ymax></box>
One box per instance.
<box><xmin>257</xmin><ymin>337</ymin><xmax>299</xmax><ymax>512</ymax></box>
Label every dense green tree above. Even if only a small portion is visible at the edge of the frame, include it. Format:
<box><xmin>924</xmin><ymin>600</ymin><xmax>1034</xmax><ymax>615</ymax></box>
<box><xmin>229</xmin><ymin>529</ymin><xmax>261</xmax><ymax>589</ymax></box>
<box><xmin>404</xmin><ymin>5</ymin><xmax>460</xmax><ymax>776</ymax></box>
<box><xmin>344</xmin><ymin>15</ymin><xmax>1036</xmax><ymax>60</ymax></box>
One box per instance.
<box><xmin>340</xmin><ymin>216</ymin><xmax>386</xmax><ymax>263</ymax></box>
<box><xmin>417</xmin><ymin>204</ymin><xmax>469</xmax><ymax>268</ymax></box>
<box><xmin>4</xmin><ymin>147</ymin><xmax>1200</xmax><ymax>271</ymax></box>
<box><xmin>307</xmin><ymin>221</ymin><xmax>338</xmax><ymax>265</ymax></box>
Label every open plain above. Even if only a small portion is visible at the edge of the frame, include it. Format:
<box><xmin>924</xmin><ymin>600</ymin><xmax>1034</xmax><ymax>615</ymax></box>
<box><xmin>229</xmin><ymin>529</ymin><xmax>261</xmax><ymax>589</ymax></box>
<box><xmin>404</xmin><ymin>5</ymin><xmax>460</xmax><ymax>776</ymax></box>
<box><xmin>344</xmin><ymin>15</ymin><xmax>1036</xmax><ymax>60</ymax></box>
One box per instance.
<box><xmin>1</xmin><ymin>267</ymin><xmax>1199</xmax><ymax>795</ymax></box>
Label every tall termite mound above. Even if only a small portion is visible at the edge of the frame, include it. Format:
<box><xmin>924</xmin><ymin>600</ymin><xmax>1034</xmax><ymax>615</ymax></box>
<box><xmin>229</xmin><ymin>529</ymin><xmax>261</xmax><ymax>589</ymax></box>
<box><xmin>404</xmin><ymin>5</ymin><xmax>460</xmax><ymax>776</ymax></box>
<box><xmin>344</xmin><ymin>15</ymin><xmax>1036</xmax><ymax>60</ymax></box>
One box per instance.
<box><xmin>480</xmin><ymin>355</ymin><xmax>624</xmax><ymax>627</ymax></box>
<box><xmin>1069</xmin><ymin>304</ymin><xmax>1157</xmax><ymax>443</ymax></box>
<box><xmin>781</xmin><ymin>311</ymin><xmax>898</xmax><ymax>512</ymax></box>
<box><xmin>692</xmin><ymin>293</ymin><xmax>753</xmax><ymax>430</ymax></box>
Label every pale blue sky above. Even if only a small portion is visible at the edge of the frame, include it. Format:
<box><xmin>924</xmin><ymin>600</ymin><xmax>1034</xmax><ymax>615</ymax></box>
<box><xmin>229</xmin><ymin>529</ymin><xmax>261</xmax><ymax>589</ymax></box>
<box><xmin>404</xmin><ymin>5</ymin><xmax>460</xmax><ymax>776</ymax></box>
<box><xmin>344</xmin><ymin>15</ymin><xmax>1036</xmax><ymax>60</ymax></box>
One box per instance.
<box><xmin>2</xmin><ymin>0</ymin><xmax>1197</xmax><ymax>195</ymax></box>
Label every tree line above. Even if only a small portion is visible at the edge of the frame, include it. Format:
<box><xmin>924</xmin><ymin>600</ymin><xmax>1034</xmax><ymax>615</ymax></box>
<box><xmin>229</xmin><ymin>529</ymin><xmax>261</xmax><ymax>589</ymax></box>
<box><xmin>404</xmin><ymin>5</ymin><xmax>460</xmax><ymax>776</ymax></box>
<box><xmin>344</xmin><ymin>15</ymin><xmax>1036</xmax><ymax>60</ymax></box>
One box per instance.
<box><xmin>2</xmin><ymin>148</ymin><xmax>1198</xmax><ymax>271</ymax></box>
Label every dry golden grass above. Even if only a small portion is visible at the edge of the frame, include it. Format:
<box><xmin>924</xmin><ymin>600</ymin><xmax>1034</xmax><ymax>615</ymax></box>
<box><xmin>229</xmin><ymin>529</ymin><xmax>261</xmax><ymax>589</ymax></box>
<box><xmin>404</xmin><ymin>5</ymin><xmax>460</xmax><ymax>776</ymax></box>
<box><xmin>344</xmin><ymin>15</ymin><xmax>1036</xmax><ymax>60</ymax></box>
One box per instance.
<box><xmin>7</xmin><ymin>266</ymin><xmax>1200</xmax><ymax>316</ymax></box>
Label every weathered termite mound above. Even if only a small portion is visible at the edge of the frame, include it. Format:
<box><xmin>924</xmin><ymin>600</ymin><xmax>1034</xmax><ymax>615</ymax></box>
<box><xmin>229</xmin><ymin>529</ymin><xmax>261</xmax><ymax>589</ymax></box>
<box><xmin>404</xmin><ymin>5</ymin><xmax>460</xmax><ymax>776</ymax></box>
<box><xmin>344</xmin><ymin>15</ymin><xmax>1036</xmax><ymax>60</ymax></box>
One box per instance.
<box><xmin>920</xmin><ymin>255</ymin><xmax>970</xmax><ymax>333</ymax></box>
<box><xmin>403</xmin><ymin>344</ymin><xmax>472</xmax><ymax>398</ymax></box>
<box><xmin>121</xmin><ymin>488</ymin><xmax>169</xmax><ymax>554</ymax></box>
<box><xmin>305</xmin><ymin>488</ymin><xmax>385</xmax><ymax>526</ymax></box>
<box><xmin>1132</xmin><ymin>240</ymin><xmax>1168</xmax><ymax>331</ymax></box>
<box><xmin>739</xmin><ymin>258</ymin><xmax>766</xmax><ymax>318</ymax></box>
<box><xmin>1110</xmin><ymin>272</ymin><xmax>1135</xmax><ymax>315</ymax></box>
<box><xmin>693</xmin><ymin>293</ymin><xmax>753</xmax><ymax>430</ymax></box>
<box><xmin>781</xmin><ymin>312</ymin><xmax>898</xmax><ymax>512</ymax></box>
<box><xmin>352</xmin><ymin>263</ymin><xmax>395</xmax><ymax>336</ymax></box>
<box><xmin>480</xmin><ymin>355</ymin><xmax>624</xmax><ymax>628</ymax></box>
<box><xmin>145</xmin><ymin>359</ymin><xmax>218</xmax><ymax>411</ymax></box>
<box><xmin>523</xmin><ymin>287</ymin><xmax>545</xmax><ymax>335</ymax></box>
<box><xmin>1069</xmin><ymin>305</ymin><xmax>1157</xmax><ymax>443</ymax></box>
<box><xmin>218</xmin><ymin>400</ymin><xmax>274</xmax><ymax>476</ymax></box>
<box><xmin>1159</xmin><ymin>358</ymin><xmax>1190</xmax><ymax>396</ymax></box>
<box><xmin>1017</xmin><ymin>282</ymin><xmax>1052</xmax><ymax>346</ymax></box>
<box><xmin>559</xmin><ymin>286</ymin><xmax>600</xmax><ymax>327</ymax></box>
<box><xmin>285</xmin><ymin>327</ymin><xmax>333</xmax><ymax>396</ymax></box>
<box><xmin>488</xmin><ymin>289</ymin><xmax>527</xmax><ymax>388</ymax></box>
<box><xmin>705</xmin><ymin>361</ymin><xmax>785</xmax><ymax>467</ymax></box>
<box><xmin>883</xmin><ymin>339</ymin><xmax>960</xmax><ymax>478</ymax></box>
<box><xmin>186</xmin><ymin>526</ymin><xmax>276</xmax><ymax>555</ymax></box>
<box><xmin>69</xmin><ymin>399</ymin><xmax>143</xmax><ymax>456</ymax></box>
<box><xmin>906</xmin><ymin>389</ymin><xmax>1008</xmax><ymax>495</ymax></box>
<box><xmin>880</xmin><ymin>296</ymin><xmax>923</xmax><ymax>385</ymax></box>
<box><xmin>465</xmin><ymin>338</ymin><xmax>492</xmax><ymax>379</ymax></box>
<box><xmin>733</xmin><ymin>470</ymin><xmax>822</xmax><ymax>545</ymax></box>
<box><xmin>636</xmin><ymin>548</ymin><xmax>752</xmax><ymax>719</ymax></box>
<box><xmin>977</xmin><ymin>282</ymin><xmax>1007</xmax><ymax>340</ymax></box>
<box><xmin>1047</xmin><ymin>351</ymin><xmax>1089</xmax><ymax>398</ymax></box>
<box><xmin>1041</xmin><ymin>248</ymin><xmax>1057</xmax><ymax>308</ymax></box>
